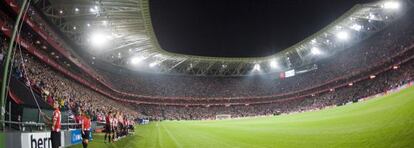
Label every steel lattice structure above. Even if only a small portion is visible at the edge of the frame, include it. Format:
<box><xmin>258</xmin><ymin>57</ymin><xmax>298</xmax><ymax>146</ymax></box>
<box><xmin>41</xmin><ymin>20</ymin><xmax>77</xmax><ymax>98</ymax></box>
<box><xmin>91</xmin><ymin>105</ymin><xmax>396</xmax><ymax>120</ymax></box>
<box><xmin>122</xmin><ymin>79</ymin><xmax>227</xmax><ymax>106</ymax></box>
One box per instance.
<box><xmin>33</xmin><ymin>0</ymin><xmax>411</xmax><ymax>76</ymax></box>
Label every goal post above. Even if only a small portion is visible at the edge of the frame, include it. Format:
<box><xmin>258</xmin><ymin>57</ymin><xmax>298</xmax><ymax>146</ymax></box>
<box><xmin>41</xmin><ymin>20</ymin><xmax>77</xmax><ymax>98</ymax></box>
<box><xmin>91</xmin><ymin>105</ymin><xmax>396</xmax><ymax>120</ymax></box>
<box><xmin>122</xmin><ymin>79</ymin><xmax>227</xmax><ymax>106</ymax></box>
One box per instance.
<box><xmin>215</xmin><ymin>114</ymin><xmax>231</xmax><ymax>120</ymax></box>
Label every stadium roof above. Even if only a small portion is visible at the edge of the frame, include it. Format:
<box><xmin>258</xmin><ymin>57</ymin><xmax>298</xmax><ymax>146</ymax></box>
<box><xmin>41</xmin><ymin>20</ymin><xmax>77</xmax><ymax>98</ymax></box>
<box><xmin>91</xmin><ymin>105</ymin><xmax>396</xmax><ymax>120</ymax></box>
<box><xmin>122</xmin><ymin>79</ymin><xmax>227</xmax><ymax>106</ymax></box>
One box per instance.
<box><xmin>150</xmin><ymin>0</ymin><xmax>375</xmax><ymax>57</ymax></box>
<box><xmin>36</xmin><ymin>0</ymin><xmax>409</xmax><ymax>76</ymax></box>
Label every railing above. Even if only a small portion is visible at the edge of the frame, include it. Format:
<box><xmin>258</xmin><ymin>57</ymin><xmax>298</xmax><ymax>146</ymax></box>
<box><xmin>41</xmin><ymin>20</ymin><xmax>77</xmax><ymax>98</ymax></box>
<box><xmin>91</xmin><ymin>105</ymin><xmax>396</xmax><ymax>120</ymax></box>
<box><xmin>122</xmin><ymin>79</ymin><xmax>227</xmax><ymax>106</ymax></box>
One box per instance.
<box><xmin>0</xmin><ymin>120</ymin><xmax>81</xmax><ymax>132</ymax></box>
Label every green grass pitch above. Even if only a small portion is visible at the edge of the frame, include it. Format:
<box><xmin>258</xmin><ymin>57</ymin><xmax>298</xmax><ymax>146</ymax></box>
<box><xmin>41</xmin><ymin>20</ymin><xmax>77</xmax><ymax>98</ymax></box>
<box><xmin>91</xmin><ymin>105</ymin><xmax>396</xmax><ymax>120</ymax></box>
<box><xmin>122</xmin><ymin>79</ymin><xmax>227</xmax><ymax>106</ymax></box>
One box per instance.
<box><xmin>70</xmin><ymin>86</ymin><xmax>414</xmax><ymax>148</ymax></box>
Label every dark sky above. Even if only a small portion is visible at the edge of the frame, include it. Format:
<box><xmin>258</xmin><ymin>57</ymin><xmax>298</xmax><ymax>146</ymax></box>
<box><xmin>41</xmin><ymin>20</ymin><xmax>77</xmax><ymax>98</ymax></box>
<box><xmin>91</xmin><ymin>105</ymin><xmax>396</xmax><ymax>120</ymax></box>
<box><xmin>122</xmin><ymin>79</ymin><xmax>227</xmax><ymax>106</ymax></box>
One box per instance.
<box><xmin>150</xmin><ymin>0</ymin><xmax>375</xmax><ymax>57</ymax></box>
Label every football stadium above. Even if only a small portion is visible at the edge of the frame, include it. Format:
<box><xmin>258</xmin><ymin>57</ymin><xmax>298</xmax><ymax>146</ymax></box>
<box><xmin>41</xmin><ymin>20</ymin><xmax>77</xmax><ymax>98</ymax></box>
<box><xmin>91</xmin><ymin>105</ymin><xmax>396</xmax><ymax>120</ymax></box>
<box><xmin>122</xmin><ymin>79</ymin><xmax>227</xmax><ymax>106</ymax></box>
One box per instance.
<box><xmin>0</xmin><ymin>0</ymin><xmax>414</xmax><ymax>147</ymax></box>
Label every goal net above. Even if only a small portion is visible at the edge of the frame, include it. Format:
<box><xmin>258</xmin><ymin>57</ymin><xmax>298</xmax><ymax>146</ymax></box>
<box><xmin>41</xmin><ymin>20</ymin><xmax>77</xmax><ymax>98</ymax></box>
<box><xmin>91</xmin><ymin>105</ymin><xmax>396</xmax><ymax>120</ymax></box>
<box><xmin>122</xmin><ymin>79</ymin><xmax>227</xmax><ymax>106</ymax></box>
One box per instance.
<box><xmin>216</xmin><ymin>114</ymin><xmax>231</xmax><ymax>120</ymax></box>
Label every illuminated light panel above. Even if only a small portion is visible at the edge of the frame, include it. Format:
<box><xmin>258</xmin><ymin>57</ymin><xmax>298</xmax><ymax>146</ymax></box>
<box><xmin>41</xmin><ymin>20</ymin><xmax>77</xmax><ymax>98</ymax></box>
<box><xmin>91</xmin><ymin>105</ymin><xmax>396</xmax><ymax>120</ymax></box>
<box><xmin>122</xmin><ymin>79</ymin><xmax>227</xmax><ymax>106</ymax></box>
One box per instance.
<box><xmin>336</xmin><ymin>31</ymin><xmax>350</xmax><ymax>40</ymax></box>
<box><xmin>311</xmin><ymin>47</ymin><xmax>322</xmax><ymax>55</ymax></box>
<box><xmin>130</xmin><ymin>57</ymin><xmax>144</xmax><ymax>65</ymax></box>
<box><xmin>269</xmin><ymin>60</ymin><xmax>278</xmax><ymax>69</ymax></box>
<box><xmin>393</xmin><ymin>65</ymin><xmax>399</xmax><ymax>69</ymax></box>
<box><xmin>149</xmin><ymin>62</ymin><xmax>158</xmax><ymax>68</ymax></box>
<box><xmin>89</xmin><ymin>32</ymin><xmax>112</xmax><ymax>47</ymax></box>
<box><xmin>253</xmin><ymin>64</ymin><xmax>261</xmax><ymax>71</ymax></box>
<box><xmin>350</xmin><ymin>24</ymin><xmax>362</xmax><ymax>31</ymax></box>
<box><xmin>383</xmin><ymin>1</ymin><xmax>401</xmax><ymax>9</ymax></box>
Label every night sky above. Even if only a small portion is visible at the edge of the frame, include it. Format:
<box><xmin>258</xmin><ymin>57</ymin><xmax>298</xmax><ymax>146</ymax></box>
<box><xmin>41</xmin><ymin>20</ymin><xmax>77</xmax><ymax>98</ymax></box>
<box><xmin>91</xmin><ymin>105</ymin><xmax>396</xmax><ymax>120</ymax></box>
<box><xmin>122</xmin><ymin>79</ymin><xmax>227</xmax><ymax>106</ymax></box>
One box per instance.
<box><xmin>150</xmin><ymin>0</ymin><xmax>375</xmax><ymax>57</ymax></box>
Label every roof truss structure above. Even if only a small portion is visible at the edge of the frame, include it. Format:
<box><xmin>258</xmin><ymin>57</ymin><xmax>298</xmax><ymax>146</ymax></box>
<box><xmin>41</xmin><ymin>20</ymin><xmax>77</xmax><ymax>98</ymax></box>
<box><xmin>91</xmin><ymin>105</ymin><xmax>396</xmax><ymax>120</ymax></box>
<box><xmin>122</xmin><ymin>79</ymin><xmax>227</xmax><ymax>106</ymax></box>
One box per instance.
<box><xmin>34</xmin><ymin>0</ymin><xmax>411</xmax><ymax>76</ymax></box>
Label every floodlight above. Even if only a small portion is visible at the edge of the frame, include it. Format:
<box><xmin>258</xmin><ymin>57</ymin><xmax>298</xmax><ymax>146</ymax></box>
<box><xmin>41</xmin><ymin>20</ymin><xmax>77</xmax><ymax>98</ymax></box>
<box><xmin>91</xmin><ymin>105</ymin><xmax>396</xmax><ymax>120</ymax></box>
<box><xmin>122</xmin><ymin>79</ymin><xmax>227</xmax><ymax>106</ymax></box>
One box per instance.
<box><xmin>383</xmin><ymin>1</ymin><xmax>400</xmax><ymax>10</ymax></box>
<box><xmin>369</xmin><ymin>13</ymin><xmax>376</xmax><ymax>20</ymax></box>
<box><xmin>336</xmin><ymin>31</ymin><xmax>349</xmax><ymax>40</ymax></box>
<box><xmin>311</xmin><ymin>39</ymin><xmax>317</xmax><ymax>44</ymax></box>
<box><xmin>350</xmin><ymin>24</ymin><xmax>362</xmax><ymax>31</ymax></box>
<box><xmin>89</xmin><ymin>8</ymin><xmax>94</xmax><ymax>12</ymax></box>
<box><xmin>89</xmin><ymin>32</ymin><xmax>111</xmax><ymax>47</ymax></box>
<box><xmin>130</xmin><ymin>57</ymin><xmax>143</xmax><ymax>65</ymax></box>
<box><xmin>393</xmin><ymin>65</ymin><xmax>399</xmax><ymax>69</ymax></box>
<box><xmin>311</xmin><ymin>47</ymin><xmax>322</xmax><ymax>55</ymax></box>
<box><xmin>253</xmin><ymin>64</ymin><xmax>261</xmax><ymax>71</ymax></box>
<box><xmin>269</xmin><ymin>60</ymin><xmax>278</xmax><ymax>69</ymax></box>
<box><xmin>149</xmin><ymin>62</ymin><xmax>158</xmax><ymax>68</ymax></box>
<box><xmin>75</xmin><ymin>8</ymin><xmax>79</xmax><ymax>12</ymax></box>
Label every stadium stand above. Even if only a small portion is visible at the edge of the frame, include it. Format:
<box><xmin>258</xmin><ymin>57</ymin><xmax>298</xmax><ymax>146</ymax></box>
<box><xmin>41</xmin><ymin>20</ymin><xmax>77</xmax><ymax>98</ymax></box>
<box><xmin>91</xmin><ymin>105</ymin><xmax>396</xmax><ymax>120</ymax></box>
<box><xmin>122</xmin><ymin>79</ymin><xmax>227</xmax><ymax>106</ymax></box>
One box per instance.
<box><xmin>1</xmin><ymin>0</ymin><xmax>413</xmax><ymax>118</ymax></box>
<box><xmin>1</xmin><ymin>0</ymin><xmax>414</xmax><ymax>147</ymax></box>
<box><xmin>0</xmin><ymin>7</ymin><xmax>138</xmax><ymax>147</ymax></box>
<box><xmin>98</xmin><ymin>8</ymin><xmax>414</xmax><ymax>101</ymax></box>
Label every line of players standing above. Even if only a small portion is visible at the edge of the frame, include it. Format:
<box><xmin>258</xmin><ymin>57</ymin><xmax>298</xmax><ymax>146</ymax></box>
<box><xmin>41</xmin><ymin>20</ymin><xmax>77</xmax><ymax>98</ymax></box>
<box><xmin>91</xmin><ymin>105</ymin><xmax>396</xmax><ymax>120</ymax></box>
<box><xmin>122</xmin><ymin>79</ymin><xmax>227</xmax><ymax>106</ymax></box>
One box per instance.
<box><xmin>104</xmin><ymin>111</ymin><xmax>135</xmax><ymax>143</ymax></box>
<box><xmin>44</xmin><ymin>104</ymin><xmax>135</xmax><ymax>148</ymax></box>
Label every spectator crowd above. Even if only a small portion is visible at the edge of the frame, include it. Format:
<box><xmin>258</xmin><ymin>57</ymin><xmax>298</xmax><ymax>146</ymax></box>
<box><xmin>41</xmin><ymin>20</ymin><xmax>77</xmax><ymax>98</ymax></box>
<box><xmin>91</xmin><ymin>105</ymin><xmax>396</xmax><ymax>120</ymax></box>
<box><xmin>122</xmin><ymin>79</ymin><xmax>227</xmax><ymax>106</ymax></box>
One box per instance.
<box><xmin>1</xmin><ymin>3</ymin><xmax>414</xmax><ymax>122</ymax></box>
<box><xmin>98</xmin><ymin>8</ymin><xmax>414</xmax><ymax>101</ymax></box>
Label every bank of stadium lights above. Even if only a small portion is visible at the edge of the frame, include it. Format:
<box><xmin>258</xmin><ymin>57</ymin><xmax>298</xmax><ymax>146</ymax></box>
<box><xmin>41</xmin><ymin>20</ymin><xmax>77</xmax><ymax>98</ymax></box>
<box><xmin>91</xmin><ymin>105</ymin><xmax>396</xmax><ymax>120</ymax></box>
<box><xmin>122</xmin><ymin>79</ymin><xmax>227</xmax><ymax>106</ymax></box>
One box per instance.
<box><xmin>253</xmin><ymin>64</ymin><xmax>261</xmax><ymax>71</ymax></box>
<box><xmin>393</xmin><ymin>65</ymin><xmax>399</xmax><ymax>69</ymax></box>
<box><xmin>311</xmin><ymin>39</ymin><xmax>317</xmax><ymax>44</ymax></box>
<box><xmin>311</xmin><ymin>47</ymin><xmax>322</xmax><ymax>55</ymax></box>
<box><xmin>383</xmin><ymin>1</ymin><xmax>401</xmax><ymax>10</ymax></box>
<box><xmin>149</xmin><ymin>62</ymin><xmax>158</xmax><ymax>68</ymax></box>
<box><xmin>89</xmin><ymin>32</ymin><xmax>112</xmax><ymax>47</ymax></box>
<box><xmin>90</xmin><ymin>6</ymin><xmax>99</xmax><ymax>13</ymax></box>
<box><xmin>269</xmin><ymin>60</ymin><xmax>279</xmax><ymax>69</ymax></box>
<box><xmin>130</xmin><ymin>56</ymin><xmax>144</xmax><ymax>65</ymax></box>
<box><xmin>336</xmin><ymin>31</ymin><xmax>350</xmax><ymax>41</ymax></box>
<box><xmin>368</xmin><ymin>13</ymin><xmax>376</xmax><ymax>21</ymax></box>
<box><xmin>350</xmin><ymin>24</ymin><xmax>363</xmax><ymax>32</ymax></box>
